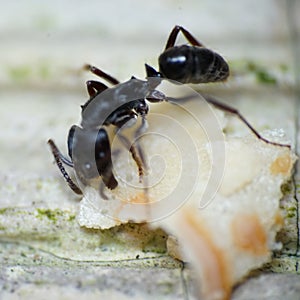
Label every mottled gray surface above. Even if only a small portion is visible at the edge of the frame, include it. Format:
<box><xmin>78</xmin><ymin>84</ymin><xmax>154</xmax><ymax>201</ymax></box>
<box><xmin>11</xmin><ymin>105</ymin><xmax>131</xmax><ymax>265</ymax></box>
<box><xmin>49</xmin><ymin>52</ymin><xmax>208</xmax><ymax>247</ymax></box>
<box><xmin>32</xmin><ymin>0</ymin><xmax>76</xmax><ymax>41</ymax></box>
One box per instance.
<box><xmin>232</xmin><ymin>274</ymin><xmax>300</xmax><ymax>300</ymax></box>
<box><xmin>0</xmin><ymin>242</ymin><xmax>184</xmax><ymax>300</ymax></box>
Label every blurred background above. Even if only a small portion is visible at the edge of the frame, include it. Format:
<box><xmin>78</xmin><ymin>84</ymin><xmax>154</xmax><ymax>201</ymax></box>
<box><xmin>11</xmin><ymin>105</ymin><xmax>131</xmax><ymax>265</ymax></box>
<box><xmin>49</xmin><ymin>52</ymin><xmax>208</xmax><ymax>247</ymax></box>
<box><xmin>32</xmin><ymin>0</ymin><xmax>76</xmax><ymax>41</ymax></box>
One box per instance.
<box><xmin>0</xmin><ymin>0</ymin><xmax>298</xmax><ymax>84</ymax></box>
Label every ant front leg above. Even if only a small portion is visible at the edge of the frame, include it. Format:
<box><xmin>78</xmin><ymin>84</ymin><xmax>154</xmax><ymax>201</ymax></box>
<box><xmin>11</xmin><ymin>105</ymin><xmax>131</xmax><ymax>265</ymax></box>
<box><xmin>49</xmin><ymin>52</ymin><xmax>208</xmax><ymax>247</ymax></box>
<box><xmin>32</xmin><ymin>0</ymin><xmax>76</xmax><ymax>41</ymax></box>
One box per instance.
<box><xmin>164</xmin><ymin>25</ymin><xmax>205</xmax><ymax>50</ymax></box>
<box><xmin>204</xmin><ymin>95</ymin><xmax>291</xmax><ymax>149</ymax></box>
<box><xmin>84</xmin><ymin>64</ymin><xmax>120</xmax><ymax>85</ymax></box>
<box><xmin>48</xmin><ymin>139</ymin><xmax>83</xmax><ymax>195</ymax></box>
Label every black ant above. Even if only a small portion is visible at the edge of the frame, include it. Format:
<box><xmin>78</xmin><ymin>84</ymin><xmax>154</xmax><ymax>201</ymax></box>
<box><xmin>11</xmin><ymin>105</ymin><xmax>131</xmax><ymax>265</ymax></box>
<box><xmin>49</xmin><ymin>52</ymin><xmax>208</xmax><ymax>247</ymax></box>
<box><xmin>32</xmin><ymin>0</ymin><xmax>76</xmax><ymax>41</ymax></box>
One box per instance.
<box><xmin>145</xmin><ymin>25</ymin><xmax>290</xmax><ymax>149</ymax></box>
<box><xmin>48</xmin><ymin>25</ymin><xmax>290</xmax><ymax>197</ymax></box>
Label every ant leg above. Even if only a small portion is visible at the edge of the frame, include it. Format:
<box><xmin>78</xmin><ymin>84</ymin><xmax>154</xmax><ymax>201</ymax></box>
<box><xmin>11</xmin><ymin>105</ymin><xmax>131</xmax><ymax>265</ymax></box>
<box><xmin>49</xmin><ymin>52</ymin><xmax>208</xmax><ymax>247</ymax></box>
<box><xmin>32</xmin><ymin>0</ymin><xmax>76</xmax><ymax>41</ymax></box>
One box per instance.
<box><xmin>83</xmin><ymin>64</ymin><xmax>120</xmax><ymax>85</ymax></box>
<box><xmin>99</xmin><ymin>181</ymin><xmax>109</xmax><ymax>200</ymax></box>
<box><xmin>134</xmin><ymin>116</ymin><xmax>150</xmax><ymax>211</ymax></box>
<box><xmin>134</xmin><ymin>116</ymin><xmax>149</xmax><ymax>171</ymax></box>
<box><xmin>48</xmin><ymin>139</ymin><xmax>83</xmax><ymax>195</ymax></box>
<box><xmin>124</xmin><ymin>116</ymin><xmax>150</xmax><ymax>181</ymax></box>
<box><xmin>81</xmin><ymin>81</ymin><xmax>109</xmax><ymax>111</ymax></box>
<box><xmin>204</xmin><ymin>96</ymin><xmax>291</xmax><ymax>149</ymax></box>
<box><xmin>86</xmin><ymin>80</ymin><xmax>108</xmax><ymax>98</ymax></box>
<box><xmin>164</xmin><ymin>25</ymin><xmax>205</xmax><ymax>50</ymax></box>
<box><xmin>110</xmin><ymin>110</ymin><xmax>146</xmax><ymax>181</ymax></box>
<box><xmin>95</xmin><ymin>128</ymin><xmax>118</xmax><ymax>190</ymax></box>
<box><xmin>116</xmin><ymin>131</ymin><xmax>145</xmax><ymax>182</ymax></box>
<box><xmin>98</xmin><ymin>148</ymin><xmax>121</xmax><ymax>200</ymax></box>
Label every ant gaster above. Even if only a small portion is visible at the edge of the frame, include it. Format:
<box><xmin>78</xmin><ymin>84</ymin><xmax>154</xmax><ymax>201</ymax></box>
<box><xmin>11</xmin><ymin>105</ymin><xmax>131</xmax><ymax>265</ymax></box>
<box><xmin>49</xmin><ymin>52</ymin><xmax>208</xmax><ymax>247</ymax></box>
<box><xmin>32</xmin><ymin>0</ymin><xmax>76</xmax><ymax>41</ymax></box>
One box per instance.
<box><xmin>146</xmin><ymin>25</ymin><xmax>229</xmax><ymax>84</ymax></box>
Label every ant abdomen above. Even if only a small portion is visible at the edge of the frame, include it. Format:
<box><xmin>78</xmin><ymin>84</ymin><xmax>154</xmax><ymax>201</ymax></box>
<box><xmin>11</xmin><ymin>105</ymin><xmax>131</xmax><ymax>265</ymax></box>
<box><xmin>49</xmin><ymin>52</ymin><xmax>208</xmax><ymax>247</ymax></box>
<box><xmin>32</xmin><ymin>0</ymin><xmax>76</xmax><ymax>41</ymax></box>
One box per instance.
<box><xmin>159</xmin><ymin>45</ymin><xmax>229</xmax><ymax>84</ymax></box>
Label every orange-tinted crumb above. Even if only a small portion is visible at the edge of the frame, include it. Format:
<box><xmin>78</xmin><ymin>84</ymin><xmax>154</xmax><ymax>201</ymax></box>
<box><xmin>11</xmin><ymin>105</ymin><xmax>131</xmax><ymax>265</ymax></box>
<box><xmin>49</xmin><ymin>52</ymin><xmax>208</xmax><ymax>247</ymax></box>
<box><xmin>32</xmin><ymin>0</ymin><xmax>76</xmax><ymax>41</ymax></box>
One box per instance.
<box><xmin>182</xmin><ymin>210</ymin><xmax>232</xmax><ymax>300</ymax></box>
<box><xmin>270</xmin><ymin>154</ymin><xmax>292</xmax><ymax>175</ymax></box>
<box><xmin>231</xmin><ymin>214</ymin><xmax>269</xmax><ymax>256</ymax></box>
<box><xmin>128</xmin><ymin>192</ymin><xmax>150</xmax><ymax>204</ymax></box>
<box><xmin>113</xmin><ymin>192</ymin><xmax>152</xmax><ymax>222</ymax></box>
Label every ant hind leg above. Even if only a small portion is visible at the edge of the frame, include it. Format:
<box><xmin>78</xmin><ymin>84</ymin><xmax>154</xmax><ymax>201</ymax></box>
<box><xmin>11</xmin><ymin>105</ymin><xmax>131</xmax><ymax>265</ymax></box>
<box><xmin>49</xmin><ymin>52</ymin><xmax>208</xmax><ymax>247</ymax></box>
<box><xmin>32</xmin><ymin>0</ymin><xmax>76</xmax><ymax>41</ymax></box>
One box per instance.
<box><xmin>164</xmin><ymin>25</ymin><xmax>205</xmax><ymax>50</ymax></box>
<box><xmin>204</xmin><ymin>95</ymin><xmax>291</xmax><ymax>149</ymax></box>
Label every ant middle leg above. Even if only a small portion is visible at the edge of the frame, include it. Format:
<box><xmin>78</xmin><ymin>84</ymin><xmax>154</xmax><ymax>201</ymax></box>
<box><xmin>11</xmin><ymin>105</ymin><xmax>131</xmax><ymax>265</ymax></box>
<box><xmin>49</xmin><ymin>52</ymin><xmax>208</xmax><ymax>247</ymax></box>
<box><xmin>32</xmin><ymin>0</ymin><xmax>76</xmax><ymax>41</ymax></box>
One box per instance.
<box><xmin>164</xmin><ymin>25</ymin><xmax>205</xmax><ymax>50</ymax></box>
<box><xmin>133</xmin><ymin>116</ymin><xmax>149</xmax><ymax>172</ymax></box>
<box><xmin>116</xmin><ymin>132</ymin><xmax>145</xmax><ymax>182</ymax></box>
<box><xmin>204</xmin><ymin>95</ymin><xmax>291</xmax><ymax>149</ymax></box>
<box><xmin>113</xmin><ymin>117</ymin><xmax>146</xmax><ymax>182</ymax></box>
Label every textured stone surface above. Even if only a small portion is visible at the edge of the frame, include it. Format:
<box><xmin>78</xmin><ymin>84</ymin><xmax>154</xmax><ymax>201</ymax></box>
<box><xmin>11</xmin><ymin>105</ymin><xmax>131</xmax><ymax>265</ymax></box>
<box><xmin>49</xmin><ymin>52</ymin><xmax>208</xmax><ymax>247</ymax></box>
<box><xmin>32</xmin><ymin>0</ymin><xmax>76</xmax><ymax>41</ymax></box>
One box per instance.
<box><xmin>232</xmin><ymin>274</ymin><xmax>300</xmax><ymax>300</ymax></box>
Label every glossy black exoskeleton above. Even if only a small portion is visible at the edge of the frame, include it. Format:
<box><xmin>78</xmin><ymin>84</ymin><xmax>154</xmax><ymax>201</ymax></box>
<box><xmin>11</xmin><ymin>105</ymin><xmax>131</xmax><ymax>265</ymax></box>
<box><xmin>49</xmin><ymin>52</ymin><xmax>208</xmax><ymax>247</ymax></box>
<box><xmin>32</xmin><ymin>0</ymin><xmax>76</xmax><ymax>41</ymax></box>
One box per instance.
<box><xmin>146</xmin><ymin>25</ymin><xmax>229</xmax><ymax>84</ymax></box>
